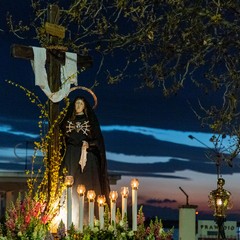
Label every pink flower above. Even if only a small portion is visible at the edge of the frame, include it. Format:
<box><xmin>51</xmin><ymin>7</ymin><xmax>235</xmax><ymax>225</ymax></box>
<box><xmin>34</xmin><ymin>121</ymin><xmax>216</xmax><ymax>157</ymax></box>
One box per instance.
<box><xmin>5</xmin><ymin>218</ymin><xmax>15</xmax><ymax>231</ymax></box>
<box><xmin>137</xmin><ymin>213</ymin><xmax>145</xmax><ymax>225</ymax></box>
<box><xmin>41</xmin><ymin>214</ymin><xmax>50</xmax><ymax>224</ymax></box>
<box><xmin>154</xmin><ymin>226</ymin><xmax>160</xmax><ymax>236</ymax></box>
<box><xmin>145</xmin><ymin>226</ymin><xmax>151</xmax><ymax>235</ymax></box>
<box><xmin>32</xmin><ymin>203</ymin><xmax>41</xmax><ymax>217</ymax></box>
<box><xmin>25</xmin><ymin>214</ymin><xmax>31</xmax><ymax>224</ymax></box>
<box><xmin>21</xmin><ymin>203</ymin><xmax>25</xmax><ymax>213</ymax></box>
<box><xmin>40</xmin><ymin>202</ymin><xmax>47</xmax><ymax>213</ymax></box>
<box><xmin>11</xmin><ymin>211</ymin><xmax>17</xmax><ymax>220</ymax></box>
<box><xmin>34</xmin><ymin>202</ymin><xmax>40</xmax><ymax>210</ymax></box>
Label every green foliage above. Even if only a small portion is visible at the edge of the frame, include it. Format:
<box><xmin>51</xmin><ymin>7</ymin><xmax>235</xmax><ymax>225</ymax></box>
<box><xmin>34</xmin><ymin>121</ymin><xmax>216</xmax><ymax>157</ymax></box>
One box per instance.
<box><xmin>55</xmin><ymin>206</ymin><xmax>173</xmax><ymax>240</ymax></box>
<box><xmin>1</xmin><ymin>193</ymin><xmax>51</xmax><ymax>240</ymax></box>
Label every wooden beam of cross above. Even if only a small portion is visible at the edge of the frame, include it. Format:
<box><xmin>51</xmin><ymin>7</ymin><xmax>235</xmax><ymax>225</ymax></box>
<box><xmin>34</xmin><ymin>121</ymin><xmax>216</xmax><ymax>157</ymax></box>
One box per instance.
<box><xmin>10</xmin><ymin>4</ymin><xmax>93</xmax><ymax>204</ymax></box>
<box><xmin>11</xmin><ymin>44</ymin><xmax>93</xmax><ymax>69</ymax></box>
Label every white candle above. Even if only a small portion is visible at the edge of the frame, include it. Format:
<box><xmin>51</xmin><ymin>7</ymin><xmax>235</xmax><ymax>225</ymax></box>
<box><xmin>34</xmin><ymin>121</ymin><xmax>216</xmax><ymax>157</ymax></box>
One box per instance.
<box><xmin>97</xmin><ymin>195</ymin><xmax>106</xmax><ymax>230</ymax></box>
<box><xmin>111</xmin><ymin>200</ymin><xmax>116</xmax><ymax>225</ymax></box>
<box><xmin>79</xmin><ymin>195</ymin><xmax>84</xmax><ymax>232</ymax></box>
<box><xmin>77</xmin><ymin>184</ymin><xmax>86</xmax><ymax>232</ymax></box>
<box><xmin>67</xmin><ymin>187</ymin><xmax>72</xmax><ymax>229</ymax></box>
<box><xmin>89</xmin><ymin>201</ymin><xmax>94</xmax><ymax>228</ymax></box>
<box><xmin>121</xmin><ymin>187</ymin><xmax>129</xmax><ymax>220</ymax></box>
<box><xmin>99</xmin><ymin>204</ymin><xmax>104</xmax><ymax>229</ymax></box>
<box><xmin>87</xmin><ymin>190</ymin><xmax>96</xmax><ymax>229</ymax></box>
<box><xmin>109</xmin><ymin>191</ymin><xmax>118</xmax><ymax>226</ymax></box>
<box><xmin>131</xmin><ymin>178</ymin><xmax>139</xmax><ymax>231</ymax></box>
<box><xmin>65</xmin><ymin>176</ymin><xmax>74</xmax><ymax>230</ymax></box>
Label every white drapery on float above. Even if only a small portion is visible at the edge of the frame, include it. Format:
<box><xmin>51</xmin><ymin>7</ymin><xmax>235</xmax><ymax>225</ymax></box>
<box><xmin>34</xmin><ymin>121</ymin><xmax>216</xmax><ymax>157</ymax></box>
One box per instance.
<box><xmin>31</xmin><ymin>46</ymin><xmax>78</xmax><ymax>103</ymax></box>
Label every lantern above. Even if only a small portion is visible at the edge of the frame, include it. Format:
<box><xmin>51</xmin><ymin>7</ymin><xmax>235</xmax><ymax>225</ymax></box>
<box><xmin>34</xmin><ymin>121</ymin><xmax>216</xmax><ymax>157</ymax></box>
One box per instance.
<box><xmin>208</xmin><ymin>178</ymin><xmax>232</xmax><ymax>239</ymax></box>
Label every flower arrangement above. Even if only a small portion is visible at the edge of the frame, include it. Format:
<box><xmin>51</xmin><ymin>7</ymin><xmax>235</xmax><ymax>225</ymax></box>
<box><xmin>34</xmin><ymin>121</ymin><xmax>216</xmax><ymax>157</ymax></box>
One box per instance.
<box><xmin>55</xmin><ymin>206</ymin><xmax>174</xmax><ymax>240</ymax></box>
<box><xmin>0</xmin><ymin>194</ymin><xmax>173</xmax><ymax>240</ymax></box>
<box><xmin>0</xmin><ymin>193</ymin><xmax>52</xmax><ymax>240</ymax></box>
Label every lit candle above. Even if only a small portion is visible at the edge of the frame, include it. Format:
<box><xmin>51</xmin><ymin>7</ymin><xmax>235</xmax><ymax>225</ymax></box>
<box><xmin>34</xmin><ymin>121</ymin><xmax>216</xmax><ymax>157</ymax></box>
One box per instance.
<box><xmin>109</xmin><ymin>191</ymin><xmax>118</xmax><ymax>226</ymax></box>
<box><xmin>97</xmin><ymin>195</ymin><xmax>106</xmax><ymax>229</ymax></box>
<box><xmin>77</xmin><ymin>184</ymin><xmax>86</xmax><ymax>232</ymax></box>
<box><xmin>65</xmin><ymin>175</ymin><xmax>74</xmax><ymax>230</ymax></box>
<box><xmin>87</xmin><ymin>190</ymin><xmax>96</xmax><ymax>229</ymax></box>
<box><xmin>121</xmin><ymin>187</ymin><xmax>129</xmax><ymax>220</ymax></box>
<box><xmin>131</xmin><ymin>178</ymin><xmax>139</xmax><ymax>231</ymax></box>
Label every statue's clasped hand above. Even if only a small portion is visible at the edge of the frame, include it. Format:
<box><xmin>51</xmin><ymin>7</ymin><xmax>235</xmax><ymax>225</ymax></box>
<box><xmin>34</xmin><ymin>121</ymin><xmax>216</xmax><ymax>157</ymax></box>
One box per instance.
<box><xmin>79</xmin><ymin>140</ymin><xmax>89</xmax><ymax>172</ymax></box>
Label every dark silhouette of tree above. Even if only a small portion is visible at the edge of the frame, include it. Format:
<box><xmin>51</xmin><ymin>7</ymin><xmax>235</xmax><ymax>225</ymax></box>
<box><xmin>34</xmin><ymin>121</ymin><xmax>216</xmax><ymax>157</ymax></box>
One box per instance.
<box><xmin>3</xmin><ymin>0</ymin><xmax>240</xmax><ymax>163</ymax></box>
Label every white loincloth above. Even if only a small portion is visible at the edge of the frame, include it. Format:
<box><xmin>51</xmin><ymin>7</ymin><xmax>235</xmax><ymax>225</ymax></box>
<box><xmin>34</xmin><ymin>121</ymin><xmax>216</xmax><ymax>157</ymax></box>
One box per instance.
<box><xmin>31</xmin><ymin>46</ymin><xmax>78</xmax><ymax>102</ymax></box>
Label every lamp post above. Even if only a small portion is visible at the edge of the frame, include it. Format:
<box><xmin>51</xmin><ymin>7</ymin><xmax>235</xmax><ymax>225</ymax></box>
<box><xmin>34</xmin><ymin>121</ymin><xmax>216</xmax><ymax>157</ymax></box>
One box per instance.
<box><xmin>97</xmin><ymin>195</ymin><xmax>106</xmax><ymax>229</ymax></box>
<box><xmin>121</xmin><ymin>187</ymin><xmax>129</xmax><ymax>220</ymax></box>
<box><xmin>208</xmin><ymin>177</ymin><xmax>232</xmax><ymax>239</ymax></box>
<box><xmin>131</xmin><ymin>178</ymin><xmax>139</xmax><ymax>231</ymax></box>
<box><xmin>77</xmin><ymin>184</ymin><xmax>86</xmax><ymax>232</ymax></box>
<box><xmin>109</xmin><ymin>191</ymin><xmax>118</xmax><ymax>226</ymax></box>
<box><xmin>87</xmin><ymin>190</ymin><xmax>96</xmax><ymax>229</ymax></box>
<box><xmin>65</xmin><ymin>175</ymin><xmax>74</xmax><ymax>230</ymax></box>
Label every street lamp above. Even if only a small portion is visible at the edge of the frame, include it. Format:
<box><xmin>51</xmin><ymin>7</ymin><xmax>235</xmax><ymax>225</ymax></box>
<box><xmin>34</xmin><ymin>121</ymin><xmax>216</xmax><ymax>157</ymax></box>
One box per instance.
<box><xmin>208</xmin><ymin>177</ymin><xmax>232</xmax><ymax>239</ymax></box>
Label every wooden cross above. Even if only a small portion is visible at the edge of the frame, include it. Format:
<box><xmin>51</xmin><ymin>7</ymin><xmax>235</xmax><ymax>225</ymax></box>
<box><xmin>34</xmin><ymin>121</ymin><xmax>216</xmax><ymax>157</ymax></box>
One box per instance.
<box><xmin>11</xmin><ymin>5</ymin><xmax>93</xmax><ymax>201</ymax></box>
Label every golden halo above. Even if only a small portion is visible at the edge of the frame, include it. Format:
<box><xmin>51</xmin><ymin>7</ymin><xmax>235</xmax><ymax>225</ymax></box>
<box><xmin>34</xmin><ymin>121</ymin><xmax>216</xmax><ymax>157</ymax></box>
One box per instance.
<box><xmin>69</xmin><ymin>86</ymin><xmax>98</xmax><ymax>109</ymax></box>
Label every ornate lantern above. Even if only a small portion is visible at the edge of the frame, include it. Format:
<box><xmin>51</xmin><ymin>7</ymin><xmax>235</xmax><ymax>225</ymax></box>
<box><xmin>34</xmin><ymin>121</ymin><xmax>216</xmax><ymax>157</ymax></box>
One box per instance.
<box><xmin>208</xmin><ymin>177</ymin><xmax>232</xmax><ymax>239</ymax></box>
<box><xmin>208</xmin><ymin>178</ymin><xmax>232</xmax><ymax>217</ymax></box>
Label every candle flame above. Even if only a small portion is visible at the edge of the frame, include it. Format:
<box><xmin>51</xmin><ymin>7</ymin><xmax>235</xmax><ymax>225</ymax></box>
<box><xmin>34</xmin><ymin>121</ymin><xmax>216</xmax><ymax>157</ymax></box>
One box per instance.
<box><xmin>109</xmin><ymin>191</ymin><xmax>118</xmax><ymax>201</ymax></box>
<box><xmin>65</xmin><ymin>175</ymin><xmax>74</xmax><ymax>186</ymax></box>
<box><xmin>87</xmin><ymin>190</ymin><xmax>96</xmax><ymax>201</ymax></box>
<box><xmin>217</xmin><ymin>198</ymin><xmax>223</xmax><ymax>206</ymax></box>
<box><xmin>97</xmin><ymin>195</ymin><xmax>106</xmax><ymax>205</ymax></box>
<box><xmin>77</xmin><ymin>184</ymin><xmax>86</xmax><ymax>195</ymax></box>
<box><xmin>121</xmin><ymin>187</ymin><xmax>129</xmax><ymax>197</ymax></box>
<box><xmin>131</xmin><ymin>178</ymin><xmax>139</xmax><ymax>189</ymax></box>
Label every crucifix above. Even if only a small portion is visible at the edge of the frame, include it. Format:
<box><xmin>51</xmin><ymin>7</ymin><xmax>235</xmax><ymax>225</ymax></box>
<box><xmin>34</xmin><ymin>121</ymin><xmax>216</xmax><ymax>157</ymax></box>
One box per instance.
<box><xmin>11</xmin><ymin>5</ymin><xmax>93</xmax><ymax>202</ymax></box>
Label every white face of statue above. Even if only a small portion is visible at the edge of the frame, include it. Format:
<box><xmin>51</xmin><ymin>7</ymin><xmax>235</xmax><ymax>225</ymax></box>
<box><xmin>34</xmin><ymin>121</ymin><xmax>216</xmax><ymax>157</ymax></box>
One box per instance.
<box><xmin>75</xmin><ymin>99</ymin><xmax>85</xmax><ymax>115</ymax></box>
